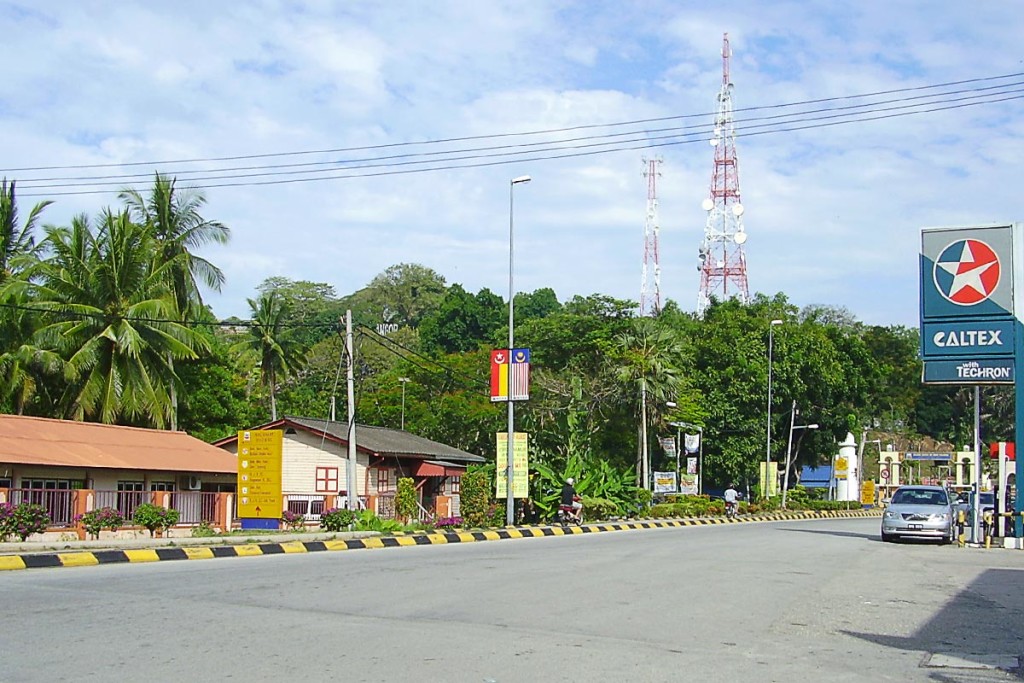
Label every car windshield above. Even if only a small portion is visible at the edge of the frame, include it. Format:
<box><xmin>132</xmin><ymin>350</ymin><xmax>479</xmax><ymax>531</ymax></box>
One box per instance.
<box><xmin>892</xmin><ymin>489</ymin><xmax>948</xmax><ymax>506</ymax></box>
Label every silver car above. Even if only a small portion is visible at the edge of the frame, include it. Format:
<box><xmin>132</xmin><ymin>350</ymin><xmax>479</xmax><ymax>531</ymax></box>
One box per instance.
<box><xmin>881</xmin><ymin>485</ymin><xmax>954</xmax><ymax>544</ymax></box>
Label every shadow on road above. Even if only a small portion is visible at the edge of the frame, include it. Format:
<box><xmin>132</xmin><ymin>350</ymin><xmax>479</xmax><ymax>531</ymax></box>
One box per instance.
<box><xmin>776</xmin><ymin>527</ymin><xmax>882</xmax><ymax>541</ymax></box>
<box><xmin>840</xmin><ymin>568</ymin><xmax>1024</xmax><ymax>681</ymax></box>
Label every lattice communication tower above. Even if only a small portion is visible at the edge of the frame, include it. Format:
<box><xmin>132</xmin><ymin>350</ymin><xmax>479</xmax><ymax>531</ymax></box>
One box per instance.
<box><xmin>640</xmin><ymin>156</ymin><xmax>663</xmax><ymax>316</ymax></box>
<box><xmin>696</xmin><ymin>33</ymin><xmax>750</xmax><ymax>317</ymax></box>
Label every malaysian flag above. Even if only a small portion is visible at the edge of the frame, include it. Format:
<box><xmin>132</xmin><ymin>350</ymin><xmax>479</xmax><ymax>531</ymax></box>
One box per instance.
<box><xmin>509</xmin><ymin>348</ymin><xmax>530</xmax><ymax>401</ymax></box>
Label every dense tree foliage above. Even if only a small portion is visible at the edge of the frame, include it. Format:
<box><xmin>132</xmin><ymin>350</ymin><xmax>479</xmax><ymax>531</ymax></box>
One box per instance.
<box><xmin>1</xmin><ymin>177</ymin><xmax>990</xmax><ymax>497</ymax></box>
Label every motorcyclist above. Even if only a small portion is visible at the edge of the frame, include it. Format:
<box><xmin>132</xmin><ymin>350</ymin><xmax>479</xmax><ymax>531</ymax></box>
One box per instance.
<box><xmin>561</xmin><ymin>477</ymin><xmax>583</xmax><ymax>523</ymax></box>
<box><xmin>724</xmin><ymin>483</ymin><xmax>739</xmax><ymax>517</ymax></box>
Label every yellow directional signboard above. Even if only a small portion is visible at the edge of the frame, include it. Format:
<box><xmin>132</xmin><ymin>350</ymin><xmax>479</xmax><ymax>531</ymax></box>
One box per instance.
<box><xmin>237</xmin><ymin>430</ymin><xmax>283</xmax><ymax>519</ymax></box>
<box><xmin>860</xmin><ymin>480</ymin><xmax>876</xmax><ymax>507</ymax></box>
<box><xmin>835</xmin><ymin>456</ymin><xmax>849</xmax><ymax>480</ymax></box>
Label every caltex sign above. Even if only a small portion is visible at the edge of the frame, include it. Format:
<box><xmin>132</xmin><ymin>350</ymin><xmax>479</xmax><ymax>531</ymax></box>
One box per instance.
<box><xmin>920</xmin><ymin>224</ymin><xmax>1018</xmax><ymax>385</ymax></box>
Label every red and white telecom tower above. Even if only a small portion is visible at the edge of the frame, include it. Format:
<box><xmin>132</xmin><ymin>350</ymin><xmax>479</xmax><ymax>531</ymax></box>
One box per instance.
<box><xmin>640</xmin><ymin>156</ymin><xmax>663</xmax><ymax>316</ymax></box>
<box><xmin>696</xmin><ymin>33</ymin><xmax>750</xmax><ymax>317</ymax></box>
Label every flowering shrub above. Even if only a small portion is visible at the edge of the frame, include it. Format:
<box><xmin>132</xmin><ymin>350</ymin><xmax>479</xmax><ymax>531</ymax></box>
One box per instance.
<box><xmin>0</xmin><ymin>502</ymin><xmax>51</xmax><ymax>541</ymax></box>
<box><xmin>281</xmin><ymin>509</ymin><xmax>305</xmax><ymax>531</ymax></box>
<box><xmin>435</xmin><ymin>516</ymin><xmax>462</xmax><ymax>530</ymax></box>
<box><xmin>132</xmin><ymin>503</ymin><xmax>180</xmax><ymax>537</ymax></box>
<box><xmin>75</xmin><ymin>507</ymin><xmax>125</xmax><ymax>539</ymax></box>
<box><xmin>319</xmin><ymin>507</ymin><xmax>356</xmax><ymax>532</ymax></box>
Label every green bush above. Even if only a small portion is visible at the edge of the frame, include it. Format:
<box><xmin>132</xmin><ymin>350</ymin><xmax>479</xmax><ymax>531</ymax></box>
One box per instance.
<box><xmin>460</xmin><ymin>468</ymin><xmax>493</xmax><ymax>528</ymax></box>
<box><xmin>352</xmin><ymin>509</ymin><xmax>403</xmax><ymax>533</ymax></box>
<box><xmin>0</xmin><ymin>502</ymin><xmax>51</xmax><ymax>541</ymax></box>
<box><xmin>581</xmin><ymin>496</ymin><xmax>618</xmax><ymax>522</ymax></box>
<box><xmin>320</xmin><ymin>507</ymin><xmax>356</xmax><ymax>532</ymax></box>
<box><xmin>396</xmin><ymin>477</ymin><xmax>418</xmax><ymax>522</ymax></box>
<box><xmin>76</xmin><ymin>506</ymin><xmax>124</xmax><ymax>539</ymax></box>
<box><xmin>191</xmin><ymin>520</ymin><xmax>218</xmax><ymax>538</ymax></box>
<box><xmin>132</xmin><ymin>503</ymin><xmax>180</xmax><ymax>537</ymax></box>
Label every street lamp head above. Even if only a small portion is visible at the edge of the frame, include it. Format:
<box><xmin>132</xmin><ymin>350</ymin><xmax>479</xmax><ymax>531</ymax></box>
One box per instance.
<box><xmin>511</xmin><ymin>175</ymin><xmax>532</xmax><ymax>185</ymax></box>
<box><xmin>805</xmin><ymin>424</ymin><xmax>819</xmax><ymax>430</ymax></box>
<box><xmin>399</xmin><ymin>377</ymin><xmax>410</xmax><ymax>383</ymax></box>
<box><xmin>770</xmin><ymin>319</ymin><xmax>783</xmax><ymax>326</ymax></box>
<box><xmin>666</xmin><ymin>401</ymin><xmax>677</xmax><ymax>408</ymax></box>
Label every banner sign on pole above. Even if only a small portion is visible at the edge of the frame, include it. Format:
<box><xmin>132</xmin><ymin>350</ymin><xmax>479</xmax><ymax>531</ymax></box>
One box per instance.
<box><xmin>491</xmin><ymin>349</ymin><xmax>531</xmax><ymax>401</ymax></box>
<box><xmin>495</xmin><ymin>432</ymin><xmax>529</xmax><ymax>498</ymax></box>
<box><xmin>684</xmin><ymin>434</ymin><xmax>700</xmax><ymax>454</ymax></box>
<box><xmin>653</xmin><ymin>471</ymin><xmax>676</xmax><ymax>494</ymax></box>
<box><xmin>686</xmin><ymin>457</ymin><xmax>697</xmax><ymax>475</ymax></box>
<box><xmin>659</xmin><ymin>437</ymin><xmax>676</xmax><ymax>457</ymax></box>
<box><xmin>679</xmin><ymin>474</ymin><xmax>698</xmax><ymax>495</ymax></box>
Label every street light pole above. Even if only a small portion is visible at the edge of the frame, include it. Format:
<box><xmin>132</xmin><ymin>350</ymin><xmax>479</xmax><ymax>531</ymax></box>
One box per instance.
<box><xmin>399</xmin><ymin>377</ymin><xmax>410</xmax><ymax>430</ymax></box>
<box><xmin>781</xmin><ymin>401</ymin><xmax>818</xmax><ymax>509</ymax></box>
<box><xmin>765</xmin><ymin>319</ymin><xmax>783</xmax><ymax>499</ymax></box>
<box><xmin>507</xmin><ymin>175</ymin><xmax>531</xmax><ymax>526</ymax></box>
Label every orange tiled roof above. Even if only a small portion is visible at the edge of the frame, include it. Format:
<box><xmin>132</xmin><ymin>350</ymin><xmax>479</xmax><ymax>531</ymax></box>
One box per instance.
<box><xmin>0</xmin><ymin>414</ymin><xmax>237</xmax><ymax>473</ymax></box>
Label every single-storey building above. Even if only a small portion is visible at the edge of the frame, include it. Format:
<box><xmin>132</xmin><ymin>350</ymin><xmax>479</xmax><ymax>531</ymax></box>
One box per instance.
<box><xmin>213</xmin><ymin>416</ymin><xmax>486</xmax><ymax>520</ymax></box>
<box><xmin>0</xmin><ymin>414</ymin><xmax>238</xmax><ymax>537</ymax></box>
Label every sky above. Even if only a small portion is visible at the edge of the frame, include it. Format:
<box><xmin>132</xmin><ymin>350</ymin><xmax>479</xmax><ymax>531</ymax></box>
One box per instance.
<box><xmin>2</xmin><ymin>1</ymin><xmax>1023</xmax><ymax>327</ymax></box>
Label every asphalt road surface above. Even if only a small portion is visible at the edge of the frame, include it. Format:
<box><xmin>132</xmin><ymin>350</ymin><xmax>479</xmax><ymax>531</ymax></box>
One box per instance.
<box><xmin>2</xmin><ymin>516</ymin><xmax>1023</xmax><ymax>682</ymax></box>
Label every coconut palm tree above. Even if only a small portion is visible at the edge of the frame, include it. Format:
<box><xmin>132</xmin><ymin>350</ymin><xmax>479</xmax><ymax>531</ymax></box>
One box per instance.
<box><xmin>233</xmin><ymin>291</ymin><xmax>307</xmax><ymax>421</ymax></box>
<box><xmin>26</xmin><ymin>210</ymin><xmax>208</xmax><ymax>427</ymax></box>
<box><xmin>0</xmin><ymin>179</ymin><xmax>51</xmax><ymax>284</ymax></box>
<box><xmin>120</xmin><ymin>174</ymin><xmax>230</xmax><ymax>428</ymax></box>
<box><xmin>0</xmin><ymin>179</ymin><xmax>55</xmax><ymax>412</ymax></box>
<box><xmin>613</xmin><ymin>318</ymin><xmax>686</xmax><ymax>489</ymax></box>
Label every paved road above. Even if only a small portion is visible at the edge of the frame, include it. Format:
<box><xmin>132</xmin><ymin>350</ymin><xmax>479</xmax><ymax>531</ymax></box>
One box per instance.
<box><xmin>1</xmin><ymin>516</ymin><xmax>1022</xmax><ymax>682</ymax></box>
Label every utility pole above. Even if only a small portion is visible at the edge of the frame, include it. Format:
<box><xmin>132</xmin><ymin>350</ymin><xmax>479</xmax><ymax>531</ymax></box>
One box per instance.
<box><xmin>345</xmin><ymin>310</ymin><xmax>357</xmax><ymax>511</ymax></box>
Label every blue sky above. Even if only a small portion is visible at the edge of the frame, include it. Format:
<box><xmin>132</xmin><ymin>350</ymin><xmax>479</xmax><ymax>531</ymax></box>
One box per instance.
<box><xmin>2</xmin><ymin>1</ymin><xmax>1022</xmax><ymax>326</ymax></box>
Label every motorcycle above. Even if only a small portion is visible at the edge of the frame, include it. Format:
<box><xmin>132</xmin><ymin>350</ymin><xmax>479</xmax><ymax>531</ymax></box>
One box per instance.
<box><xmin>725</xmin><ymin>500</ymin><xmax>738</xmax><ymax>519</ymax></box>
<box><xmin>556</xmin><ymin>496</ymin><xmax>583</xmax><ymax>526</ymax></box>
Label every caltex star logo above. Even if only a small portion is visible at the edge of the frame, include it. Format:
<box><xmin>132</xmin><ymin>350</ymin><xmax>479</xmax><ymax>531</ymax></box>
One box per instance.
<box><xmin>933</xmin><ymin>239</ymin><xmax>1001</xmax><ymax>305</ymax></box>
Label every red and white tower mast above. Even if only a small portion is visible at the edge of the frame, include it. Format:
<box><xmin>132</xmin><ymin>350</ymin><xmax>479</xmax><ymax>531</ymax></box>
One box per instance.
<box><xmin>696</xmin><ymin>33</ymin><xmax>750</xmax><ymax>317</ymax></box>
<box><xmin>640</xmin><ymin>156</ymin><xmax>663</xmax><ymax>316</ymax></box>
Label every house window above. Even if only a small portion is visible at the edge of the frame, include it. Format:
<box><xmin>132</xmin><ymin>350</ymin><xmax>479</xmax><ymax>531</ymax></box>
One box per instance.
<box><xmin>117</xmin><ymin>481</ymin><xmax>145</xmax><ymax>518</ymax></box>
<box><xmin>451</xmin><ymin>477</ymin><xmax>461</xmax><ymax>494</ymax></box>
<box><xmin>18</xmin><ymin>479</ymin><xmax>76</xmax><ymax>525</ymax></box>
<box><xmin>150</xmin><ymin>482</ymin><xmax>176</xmax><ymax>491</ymax></box>
<box><xmin>377</xmin><ymin>468</ymin><xmax>391</xmax><ymax>492</ymax></box>
<box><xmin>315</xmin><ymin>467</ymin><xmax>338</xmax><ymax>493</ymax></box>
<box><xmin>0</xmin><ymin>478</ymin><xmax>11</xmax><ymax>488</ymax></box>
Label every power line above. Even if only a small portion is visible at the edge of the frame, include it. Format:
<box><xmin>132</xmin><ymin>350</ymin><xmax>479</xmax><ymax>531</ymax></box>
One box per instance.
<box><xmin>18</xmin><ymin>89</ymin><xmax>1023</xmax><ymax>198</ymax></box>
<box><xmin>17</xmin><ymin>78</ymin><xmax>1024</xmax><ymax>186</ymax></box>
<box><xmin>0</xmin><ymin>299</ymin><xmax>491</xmax><ymax>393</ymax></box>
<box><xmin>4</xmin><ymin>70</ymin><xmax>1020</xmax><ymax>173</ymax></box>
<box><xmin>14</xmin><ymin>80</ymin><xmax>1023</xmax><ymax>191</ymax></box>
<box><xmin>3</xmin><ymin>71</ymin><xmax>1021</xmax><ymax>197</ymax></box>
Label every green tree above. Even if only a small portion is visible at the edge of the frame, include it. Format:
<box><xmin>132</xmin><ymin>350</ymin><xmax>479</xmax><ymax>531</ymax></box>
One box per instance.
<box><xmin>257</xmin><ymin>277</ymin><xmax>345</xmax><ymax>348</ymax></box>
<box><xmin>233</xmin><ymin>291</ymin><xmax>307</xmax><ymax>421</ymax></box>
<box><xmin>120</xmin><ymin>174</ymin><xmax>230</xmax><ymax>430</ymax></box>
<box><xmin>419</xmin><ymin>284</ymin><xmax>504</xmax><ymax>355</ymax></box>
<box><xmin>612</xmin><ymin>317</ymin><xmax>686</xmax><ymax>487</ymax></box>
<box><xmin>366</xmin><ymin>263</ymin><xmax>447</xmax><ymax>328</ymax></box>
<box><xmin>0</xmin><ymin>180</ymin><xmax>55</xmax><ymax>413</ymax></box>
<box><xmin>21</xmin><ymin>210</ymin><xmax>207</xmax><ymax>426</ymax></box>
<box><xmin>119</xmin><ymin>174</ymin><xmax>229</xmax><ymax>316</ymax></box>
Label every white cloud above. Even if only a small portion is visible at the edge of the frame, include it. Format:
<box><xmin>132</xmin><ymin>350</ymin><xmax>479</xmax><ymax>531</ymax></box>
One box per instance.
<box><xmin>1</xmin><ymin>0</ymin><xmax>1022</xmax><ymax>328</ymax></box>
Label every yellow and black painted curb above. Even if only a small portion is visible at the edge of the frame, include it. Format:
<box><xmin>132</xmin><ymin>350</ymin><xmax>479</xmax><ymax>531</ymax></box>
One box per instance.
<box><xmin>0</xmin><ymin>508</ymin><xmax>880</xmax><ymax>572</ymax></box>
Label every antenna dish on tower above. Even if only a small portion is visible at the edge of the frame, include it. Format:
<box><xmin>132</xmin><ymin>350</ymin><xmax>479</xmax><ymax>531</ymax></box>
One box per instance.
<box><xmin>701</xmin><ymin>198</ymin><xmax>714</xmax><ymax>211</ymax></box>
<box><xmin>732</xmin><ymin>203</ymin><xmax>744</xmax><ymax>217</ymax></box>
<box><xmin>710</xmin><ymin>138</ymin><xmax>720</xmax><ymax>147</ymax></box>
<box><xmin>734</xmin><ymin>231</ymin><xmax>748</xmax><ymax>245</ymax></box>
